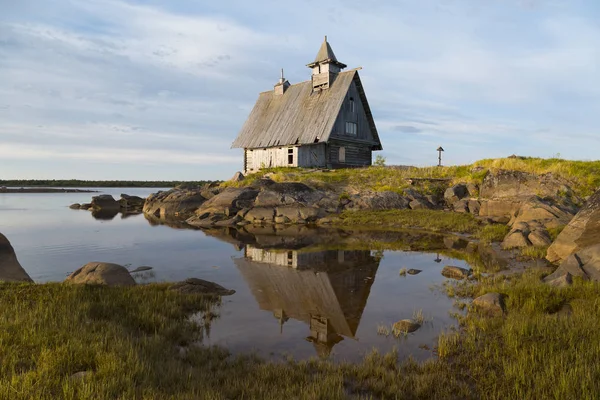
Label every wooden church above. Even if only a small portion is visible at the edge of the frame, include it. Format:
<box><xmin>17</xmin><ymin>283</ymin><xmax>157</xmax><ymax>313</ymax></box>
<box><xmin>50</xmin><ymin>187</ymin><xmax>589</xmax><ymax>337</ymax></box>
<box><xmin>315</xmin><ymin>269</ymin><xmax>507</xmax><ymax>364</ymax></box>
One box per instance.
<box><xmin>232</xmin><ymin>37</ymin><xmax>382</xmax><ymax>173</ymax></box>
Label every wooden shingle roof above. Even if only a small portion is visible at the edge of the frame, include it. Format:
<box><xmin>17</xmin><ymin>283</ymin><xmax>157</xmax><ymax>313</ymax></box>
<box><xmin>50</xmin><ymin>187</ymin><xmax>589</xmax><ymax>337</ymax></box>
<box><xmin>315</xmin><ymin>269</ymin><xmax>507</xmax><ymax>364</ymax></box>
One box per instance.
<box><xmin>232</xmin><ymin>69</ymin><xmax>381</xmax><ymax>150</ymax></box>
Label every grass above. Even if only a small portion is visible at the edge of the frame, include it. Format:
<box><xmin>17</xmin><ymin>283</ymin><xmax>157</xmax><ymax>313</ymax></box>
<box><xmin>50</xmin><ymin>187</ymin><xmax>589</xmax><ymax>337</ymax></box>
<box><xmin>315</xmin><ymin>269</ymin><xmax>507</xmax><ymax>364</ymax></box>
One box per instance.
<box><xmin>376</xmin><ymin>324</ymin><xmax>391</xmax><ymax>337</ymax></box>
<box><xmin>439</xmin><ymin>270</ymin><xmax>600</xmax><ymax>399</ymax></box>
<box><xmin>224</xmin><ymin>157</ymin><xmax>600</xmax><ymax>197</ymax></box>
<box><xmin>412</xmin><ymin>309</ymin><xmax>426</xmax><ymax>325</ymax></box>
<box><xmin>5</xmin><ymin>266</ymin><xmax>600</xmax><ymax>398</ymax></box>
<box><xmin>0</xmin><ymin>282</ymin><xmax>477</xmax><ymax>399</ymax></box>
<box><xmin>333</xmin><ymin>209</ymin><xmax>482</xmax><ymax>234</ymax></box>
<box><xmin>473</xmin><ymin>157</ymin><xmax>600</xmax><ymax>197</ymax></box>
<box><xmin>476</xmin><ymin>224</ymin><xmax>510</xmax><ymax>243</ymax></box>
<box><xmin>520</xmin><ymin>246</ymin><xmax>549</xmax><ymax>260</ymax></box>
<box><xmin>548</xmin><ymin>225</ymin><xmax>566</xmax><ymax>241</ymax></box>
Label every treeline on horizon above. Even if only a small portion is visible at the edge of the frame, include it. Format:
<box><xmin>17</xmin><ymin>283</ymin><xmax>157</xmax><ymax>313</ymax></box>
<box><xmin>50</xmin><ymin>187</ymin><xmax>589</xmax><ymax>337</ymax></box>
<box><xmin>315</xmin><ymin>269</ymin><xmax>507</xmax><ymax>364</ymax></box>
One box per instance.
<box><xmin>0</xmin><ymin>179</ymin><xmax>221</xmax><ymax>188</ymax></box>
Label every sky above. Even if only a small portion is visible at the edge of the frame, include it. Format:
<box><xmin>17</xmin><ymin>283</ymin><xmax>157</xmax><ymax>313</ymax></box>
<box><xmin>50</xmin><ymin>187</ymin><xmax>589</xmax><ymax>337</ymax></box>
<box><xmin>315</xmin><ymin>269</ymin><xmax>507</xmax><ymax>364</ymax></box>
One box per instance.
<box><xmin>0</xmin><ymin>0</ymin><xmax>599</xmax><ymax>180</ymax></box>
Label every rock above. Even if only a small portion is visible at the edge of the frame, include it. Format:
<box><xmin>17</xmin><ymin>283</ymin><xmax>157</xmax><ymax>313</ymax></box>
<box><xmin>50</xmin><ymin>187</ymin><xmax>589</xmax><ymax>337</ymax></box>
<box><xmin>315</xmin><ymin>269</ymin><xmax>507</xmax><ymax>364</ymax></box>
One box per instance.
<box><xmin>441</xmin><ymin>266</ymin><xmax>472</xmax><ymax>279</ymax></box>
<box><xmin>65</xmin><ymin>262</ymin><xmax>136</xmax><ymax>286</ymax></box>
<box><xmin>169</xmin><ymin>278</ymin><xmax>235</xmax><ymax>296</ymax></box>
<box><xmin>91</xmin><ymin>194</ymin><xmax>120</xmax><ymax>211</ymax></box>
<box><xmin>79</xmin><ymin>203</ymin><xmax>92</xmax><ymax>210</ymax></box>
<box><xmin>0</xmin><ymin>233</ymin><xmax>33</xmax><ymax>282</ymax></box>
<box><xmin>130</xmin><ymin>266</ymin><xmax>153</xmax><ymax>273</ymax></box>
<box><xmin>472</xmin><ymin>293</ymin><xmax>506</xmax><ymax>316</ymax></box>
<box><xmin>547</xmin><ymin>188</ymin><xmax>600</xmax><ymax>264</ymax></box>
<box><xmin>480</xmin><ymin>169</ymin><xmax>576</xmax><ymax>201</ymax></box>
<box><xmin>479</xmin><ymin>199</ymin><xmax>521</xmax><ymax>219</ymax></box>
<box><xmin>407</xmin><ymin>269</ymin><xmax>422</xmax><ymax>275</ymax></box>
<box><xmin>69</xmin><ymin>203</ymin><xmax>81</xmax><ymax>209</ymax></box>
<box><xmin>392</xmin><ymin>319</ymin><xmax>421</xmax><ymax>335</ymax></box>
<box><xmin>425</xmin><ymin>194</ymin><xmax>443</xmax><ymax>208</ymax></box>
<box><xmin>502</xmin><ymin>231</ymin><xmax>531</xmax><ymax>249</ymax></box>
<box><xmin>576</xmin><ymin>244</ymin><xmax>600</xmax><ymax>281</ymax></box>
<box><xmin>508</xmin><ymin>196</ymin><xmax>575</xmax><ymax>230</ymax></box>
<box><xmin>119</xmin><ymin>194</ymin><xmax>145</xmax><ymax>211</ymax></box>
<box><xmin>143</xmin><ymin>188</ymin><xmax>208</xmax><ymax>220</ymax></box>
<box><xmin>244</xmin><ymin>207</ymin><xmax>275</xmax><ymax>223</ymax></box>
<box><xmin>349</xmin><ymin>191</ymin><xmax>409</xmax><ymax>210</ymax></box>
<box><xmin>254</xmin><ymin>191</ymin><xmax>287</xmax><ymax>207</ymax></box>
<box><xmin>274</xmin><ymin>215</ymin><xmax>291</xmax><ymax>224</ymax></box>
<box><xmin>231</xmin><ymin>171</ymin><xmax>245</xmax><ymax>182</ymax></box>
<box><xmin>528</xmin><ymin>230</ymin><xmax>552</xmax><ymax>247</ymax></box>
<box><xmin>543</xmin><ymin>253</ymin><xmax>587</xmax><ymax>283</ymax></box>
<box><xmin>452</xmin><ymin>199</ymin><xmax>469</xmax><ymax>213</ymax></box>
<box><xmin>468</xmin><ymin>200</ymin><xmax>481</xmax><ymax>215</ymax></box>
<box><xmin>196</xmin><ymin>187</ymin><xmax>259</xmax><ymax>215</ymax></box>
<box><xmin>466</xmin><ymin>183</ymin><xmax>479</xmax><ymax>197</ymax></box>
<box><xmin>545</xmin><ymin>272</ymin><xmax>573</xmax><ymax>288</ymax></box>
<box><xmin>409</xmin><ymin>198</ymin><xmax>433</xmax><ymax>210</ymax></box>
<box><xmin>444</xmin><ymin>184</ymin><xmax>468</xmax><ymax>205</ymax></box>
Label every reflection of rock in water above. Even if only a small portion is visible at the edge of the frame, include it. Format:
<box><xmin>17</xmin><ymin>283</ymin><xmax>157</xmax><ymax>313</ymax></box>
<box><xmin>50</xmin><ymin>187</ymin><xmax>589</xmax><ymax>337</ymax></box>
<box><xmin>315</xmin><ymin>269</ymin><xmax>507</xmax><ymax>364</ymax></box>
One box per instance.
<box><xmin>143</xmin><ymin>213</ymin><xmax>198</xmax><ymax>230</ymax></box>
<box><xmin>0</xmin><ymin>232</ymin><xmax>33</xmax><ymax>282</ymax></box>
<box><xmin>234</xmin><ymin>247</ymin><xmax>380</xmax><ymax>357</ymax></box>
<box><xmin>91</xmin><ymin>208</ymin><xmax>119</xmax><ymax>221</ymax></box>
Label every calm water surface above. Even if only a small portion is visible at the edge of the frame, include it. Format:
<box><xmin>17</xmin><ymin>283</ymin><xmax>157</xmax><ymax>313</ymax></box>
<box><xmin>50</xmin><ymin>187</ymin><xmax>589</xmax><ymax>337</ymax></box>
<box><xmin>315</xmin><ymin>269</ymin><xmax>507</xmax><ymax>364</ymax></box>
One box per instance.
<box><xmin>0</xmin><ymin>188</ymin><xmax>470</xmax><ymax>362</ymax></box>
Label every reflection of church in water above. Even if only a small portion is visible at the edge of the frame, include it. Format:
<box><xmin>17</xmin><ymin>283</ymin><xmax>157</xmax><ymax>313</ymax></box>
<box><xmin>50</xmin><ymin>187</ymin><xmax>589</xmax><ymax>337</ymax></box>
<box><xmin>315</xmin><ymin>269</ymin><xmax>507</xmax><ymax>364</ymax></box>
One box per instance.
<box><xmin>234</xmin><ymin>246</ymin><xmax>381</xmax><ymax>357</ymax></box>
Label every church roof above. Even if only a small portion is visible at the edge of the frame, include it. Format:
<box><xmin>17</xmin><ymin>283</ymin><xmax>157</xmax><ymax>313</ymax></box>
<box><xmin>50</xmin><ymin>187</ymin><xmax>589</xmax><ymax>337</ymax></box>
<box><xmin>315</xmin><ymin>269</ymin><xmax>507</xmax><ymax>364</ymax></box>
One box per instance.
<box><xmin>231</xmin><ymin>69</ymin><xmax>381</xmax><ymax>150</ymax></box>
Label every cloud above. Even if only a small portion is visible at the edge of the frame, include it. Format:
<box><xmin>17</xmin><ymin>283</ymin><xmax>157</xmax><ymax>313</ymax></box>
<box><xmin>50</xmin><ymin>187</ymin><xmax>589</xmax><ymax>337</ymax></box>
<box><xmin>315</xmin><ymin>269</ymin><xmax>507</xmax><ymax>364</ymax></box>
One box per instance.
<box><xmin>0</xmin><ymin>0</ymin><xmax>598</xmax><ymax>178</ymax></box>
<box><xmin>393</xmin><ymin>126</ymin><xmax>423</xmax><ymax>134</ymax></box>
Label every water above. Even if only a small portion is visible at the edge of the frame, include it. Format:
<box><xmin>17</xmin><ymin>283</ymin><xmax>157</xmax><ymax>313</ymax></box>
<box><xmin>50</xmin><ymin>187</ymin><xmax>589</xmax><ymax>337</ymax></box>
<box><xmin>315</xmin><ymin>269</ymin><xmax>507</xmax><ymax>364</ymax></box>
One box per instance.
<box><xmin>0</xmin><ymin>188</ymin><xmax>470</xmax><ymax>362</ymax></box>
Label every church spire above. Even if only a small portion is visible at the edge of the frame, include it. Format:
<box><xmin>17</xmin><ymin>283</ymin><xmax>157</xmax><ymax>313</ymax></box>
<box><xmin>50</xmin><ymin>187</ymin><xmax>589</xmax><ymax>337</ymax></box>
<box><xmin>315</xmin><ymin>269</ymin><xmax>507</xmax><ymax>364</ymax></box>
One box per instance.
<box><xmin>307</xmin><ymin>36</ymin><xmax>346</xmax><ymax>91</ymax></box>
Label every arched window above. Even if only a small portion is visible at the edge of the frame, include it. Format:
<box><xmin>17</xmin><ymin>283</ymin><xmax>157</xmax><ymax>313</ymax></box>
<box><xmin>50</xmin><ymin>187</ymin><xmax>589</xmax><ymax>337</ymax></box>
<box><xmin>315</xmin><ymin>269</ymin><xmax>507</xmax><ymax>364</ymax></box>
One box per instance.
<box><xmin>349</xmin><ymin>97</ymin><xmax>355</xmax><ymax>113</ymax></box>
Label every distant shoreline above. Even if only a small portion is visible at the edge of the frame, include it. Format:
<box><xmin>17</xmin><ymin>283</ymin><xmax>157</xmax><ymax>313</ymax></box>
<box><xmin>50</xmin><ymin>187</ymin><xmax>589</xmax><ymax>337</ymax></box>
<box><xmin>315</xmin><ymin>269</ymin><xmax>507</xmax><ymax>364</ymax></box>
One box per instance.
<box><xmin>0</xmin><ymin>188</ymin><xmax>99</xmax><ymax>194</ymax></box>
<box><xmin>0</xmin><ymin>180</ymin><xmax>219</xmax><ymax>189</ymax></box>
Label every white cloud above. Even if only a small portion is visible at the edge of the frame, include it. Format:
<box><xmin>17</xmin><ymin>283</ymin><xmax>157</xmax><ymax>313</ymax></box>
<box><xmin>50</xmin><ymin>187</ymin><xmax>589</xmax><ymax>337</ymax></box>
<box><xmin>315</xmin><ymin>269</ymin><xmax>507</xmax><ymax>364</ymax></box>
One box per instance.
<box><xmin>0</xmin><ymin>0</ymin><xmax>598</xmax><ymax>178</ymax></box>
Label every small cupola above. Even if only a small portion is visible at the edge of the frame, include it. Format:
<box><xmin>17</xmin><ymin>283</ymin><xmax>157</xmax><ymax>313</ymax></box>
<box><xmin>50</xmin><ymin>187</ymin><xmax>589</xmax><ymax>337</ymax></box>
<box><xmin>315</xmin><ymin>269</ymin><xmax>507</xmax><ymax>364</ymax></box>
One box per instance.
<box><xmin>307</xmin><ymin>36</ymin><xmax>347</xmax><ymax>91</ymax></box>
<box><xmin>274</xmin><ymin>68</ymin><xmax>290</xmax><ymax>96</ymax></box>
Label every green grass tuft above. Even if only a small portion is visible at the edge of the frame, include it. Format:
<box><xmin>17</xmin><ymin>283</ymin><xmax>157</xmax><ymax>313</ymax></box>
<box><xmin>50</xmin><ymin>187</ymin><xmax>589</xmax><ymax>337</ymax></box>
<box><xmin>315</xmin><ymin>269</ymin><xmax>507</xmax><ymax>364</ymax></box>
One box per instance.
<box><xmin>476</xmin><ymin>224</ymin><xmax>511</xmax><ymax>243</ymax></box>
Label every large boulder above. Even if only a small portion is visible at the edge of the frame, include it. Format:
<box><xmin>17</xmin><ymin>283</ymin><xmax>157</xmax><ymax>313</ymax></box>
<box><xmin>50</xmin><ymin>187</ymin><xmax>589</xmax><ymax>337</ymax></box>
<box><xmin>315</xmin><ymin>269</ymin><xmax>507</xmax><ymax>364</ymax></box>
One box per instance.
<box><xmin>143</xmin><ymin>188</ymin><xmax>208</xmax><ymax>219</ymax></box>
<box><xmin>65</xmin><ymin>262</ymin><xmax>136</xmax><ymax>286</ymax></box>
<box><xmin>501</xmin><ymin>196</ymin><xmax>576</xmax><ymax>250</ymax></box>
<box><xmin>0</xmin><ymin>233</ymin><xmax>33</xmax><ymax>282</ymax></box>
<box><xmin>480</xmin><ymin>169</ymin><xmax>576</xmax><ymax>201</ymax></box>
<box><xmin>547</xmin><ymin>189</ymin><xmax>600</xmax><ymax>263</ymax></box>
<box><xmin>195</xmin><ymin>187</ymin><xmax>259</xmax><ymax>215</ymax></box>
<box><xmin>478</xmin><ymin>199</ymin><xmax>521</xmax><ymax>220</ymax></box>
<box><xmin>544</xmin><ymin>245</ymin><xmax>600</xmax><ymax>283</ymax></box>
<box><xmin>91</xmin><ymin>194</ymin><xmax>120</xmax><ymax>211</ymax></box>
<box><xmin>508</xmin><ymin>196</ymin><xmax>575</xmax><ymax>230</ymax></box>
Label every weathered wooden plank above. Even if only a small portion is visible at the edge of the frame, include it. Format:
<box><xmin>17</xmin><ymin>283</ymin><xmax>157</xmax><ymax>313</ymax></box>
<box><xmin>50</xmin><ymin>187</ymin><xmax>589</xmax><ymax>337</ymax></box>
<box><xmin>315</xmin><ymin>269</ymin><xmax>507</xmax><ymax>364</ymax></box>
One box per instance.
<box><xmin>231</xmin><ymin>69</ymin><xmax>380</xmax><ymax>151</ymax></box>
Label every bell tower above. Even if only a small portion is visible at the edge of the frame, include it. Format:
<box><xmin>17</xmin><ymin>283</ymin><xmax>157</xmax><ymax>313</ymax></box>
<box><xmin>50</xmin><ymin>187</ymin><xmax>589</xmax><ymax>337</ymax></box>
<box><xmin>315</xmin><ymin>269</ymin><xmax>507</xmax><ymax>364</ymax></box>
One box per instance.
<box><xmin>307</xmin><ymin>36</ymin><xmax>347</xmax><ymax>91</ymax></box>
